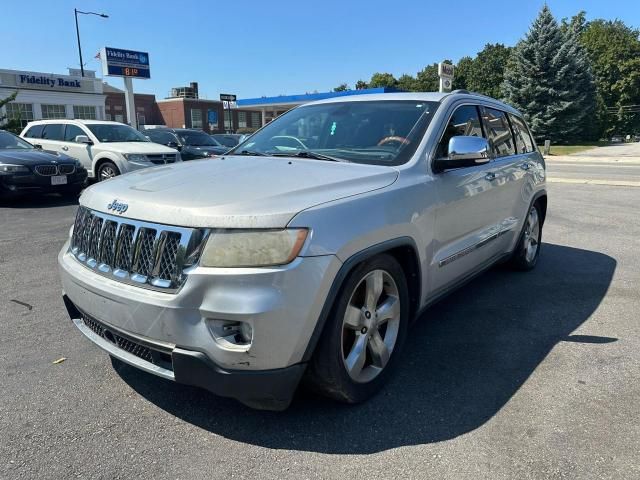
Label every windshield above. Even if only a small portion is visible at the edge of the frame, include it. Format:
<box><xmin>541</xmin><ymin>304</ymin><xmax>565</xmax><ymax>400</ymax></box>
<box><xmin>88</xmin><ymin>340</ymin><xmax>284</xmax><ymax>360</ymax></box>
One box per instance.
<box><xmin>86</xmin><ymin>124</ymin><xmax>150</xmax><ymax>143</ymax></box>
<box><xmin>213</xmin><ymin>135</ymin><xmax>241</xmax><ymax>147</ymax></box>
<box><xmin>0</xmin><ymin>131</ymin><xmax>33</xmax><ymax>149</ymax></box>
<box><xmin>233</xmin><ymin>100</ymin><xmax>438</xmax><ymax>165</ymax></box>
<box><xmin>178</xmin><ymin>131</ymin><xmax>219</xmax><ymax>146</ymax></box>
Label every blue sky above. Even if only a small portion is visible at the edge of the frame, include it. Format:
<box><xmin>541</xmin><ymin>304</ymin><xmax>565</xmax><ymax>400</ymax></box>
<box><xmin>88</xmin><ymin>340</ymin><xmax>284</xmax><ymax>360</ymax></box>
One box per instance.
<box><xmin>2</xmin><ymin>0</ymin><xmax>639</xmax><ymax>100</ymax></box>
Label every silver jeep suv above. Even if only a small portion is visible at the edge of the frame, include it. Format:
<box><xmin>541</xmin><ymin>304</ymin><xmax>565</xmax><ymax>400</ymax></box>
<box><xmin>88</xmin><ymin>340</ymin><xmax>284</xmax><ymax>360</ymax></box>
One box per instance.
<box><xmin>58</xmin><ymin>91</ymin><xmax>546</xmax><ymax>410</ymax></box>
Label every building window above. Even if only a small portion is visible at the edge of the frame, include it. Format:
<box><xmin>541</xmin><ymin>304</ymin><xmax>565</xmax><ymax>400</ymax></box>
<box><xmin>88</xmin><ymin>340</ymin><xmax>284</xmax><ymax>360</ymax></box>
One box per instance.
<box><xmin>251</xmin><ymin>111</ymin><xmax>261</xmax><ymax>128</ymax></box>
<box><xmin>238</xmin><ymin>112</ymin><xmax>247</xmax><ymax>128</ymax></box>
<box><xmin>114</xmin><ymin>105</ymin><xmax>123</xmax><ymax>111</ymax></box>
<box><xmin>191</xmin><ymin>109</ymin><xmax>202</xmax><ymax>129</ymax></box>
<box><xmin>105</xmin><ymin>113</ymin><xmax>112</xmax><ymax>121</ymax></box>
<box><xmin>73</xmin><ymin>105</ymin><xmax>97</xmax><ymax>120</ymax></box>
<box><xmin>4</xmin><ymin>103</ymin><xmax>34</xmax><ymax>127</ymax></box>
<box><xmin>137</xmin><ymin>114</ymin><xmax>146</xmax><ymax>126</ymax></box>
<box><xmin>115</xmin><ymin>114</ymin><xmax>124</xmax><ymax>123</ymax></box>
<box><xmin>41</xmin><ymin>104</ymin><xmax>67</xmax><ymax>119</ymax></box>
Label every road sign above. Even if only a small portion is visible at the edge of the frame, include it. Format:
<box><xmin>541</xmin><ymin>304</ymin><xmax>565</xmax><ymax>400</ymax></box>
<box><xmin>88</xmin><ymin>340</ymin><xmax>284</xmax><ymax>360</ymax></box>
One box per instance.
<box><xmin>100</xmin><ymin>47</ymin><xmax>151</xmax><ymax>79</ymax></box>
<box><xmin>220</xmin><ymin>93</ymin><xmax>237</xmax><ymax>102</ymax></box>
<box><xmin>207</xmin><ymin>109</ymin><xmax>218</xmax><ymax>124</ymax></box>
<box><xmin>438</xmin><ymin>62</ymin><xmax>455</xmax><ymax>93</ymax></box>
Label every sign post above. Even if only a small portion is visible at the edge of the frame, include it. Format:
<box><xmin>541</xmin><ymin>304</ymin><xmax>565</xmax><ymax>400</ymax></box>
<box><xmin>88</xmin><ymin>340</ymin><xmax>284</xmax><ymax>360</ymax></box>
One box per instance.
<box><xmin>438</xmin><ymin>62</ymin><xmax>455</xmax><ymax>93</ymax></box>
<box><xmin>100</xmin><ymin>47</ymin><xmax>151</xmax><ymax>129</ymax></box>
<box><xmin>220</xmin><ymin>93</ymin><xmax>236</xmax><ymax>133</ymax></box>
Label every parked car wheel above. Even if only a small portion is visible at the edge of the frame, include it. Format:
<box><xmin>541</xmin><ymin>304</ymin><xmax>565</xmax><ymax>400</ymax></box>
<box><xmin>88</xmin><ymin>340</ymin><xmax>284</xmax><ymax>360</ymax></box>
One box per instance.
<box><xmin>306</xmin><ymin>254</ymin><xmax>409</xmax><ymax>403</ymax></box>
<box><xmin>508</xmin><ymin>203</ymin><xmax>543</xmax><ymax>270</ymax></box>
<box><xmin>97</xmin><ymin>161</ymin><xmax>120</xmax><ymax>181</ymax></box>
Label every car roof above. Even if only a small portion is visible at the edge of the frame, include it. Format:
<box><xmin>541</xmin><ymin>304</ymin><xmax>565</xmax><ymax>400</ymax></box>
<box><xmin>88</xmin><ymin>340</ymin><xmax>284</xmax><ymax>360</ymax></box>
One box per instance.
<box><xmin>302</xmin><ymin>91</ymin><xmax>521</xmax><ymax>115</ymax></box>
<box><xmin>25</xmin><ymin>119</ymin><xmax>127</xmax><ymax>126</ymax></box>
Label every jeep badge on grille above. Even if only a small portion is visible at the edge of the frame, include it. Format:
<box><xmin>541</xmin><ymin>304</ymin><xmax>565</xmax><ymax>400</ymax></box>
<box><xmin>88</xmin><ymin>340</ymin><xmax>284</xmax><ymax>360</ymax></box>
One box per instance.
<box><xmin>107</xmin><ymin>199</ymin><xmax>128</xmax><ymax>214</ymax></box>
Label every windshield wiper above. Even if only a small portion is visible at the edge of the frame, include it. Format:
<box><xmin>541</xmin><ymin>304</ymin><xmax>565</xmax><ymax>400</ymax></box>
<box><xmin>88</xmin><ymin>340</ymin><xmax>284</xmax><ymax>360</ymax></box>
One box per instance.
<box><xmin>235</xmin><ymin>150</ymin><xmax>267</xmax><ymax>156</ymax></box>
<box><xmin>268</xmin><ymin>151</ymin><xmax>347</xmax><ymax>162</ymax></box>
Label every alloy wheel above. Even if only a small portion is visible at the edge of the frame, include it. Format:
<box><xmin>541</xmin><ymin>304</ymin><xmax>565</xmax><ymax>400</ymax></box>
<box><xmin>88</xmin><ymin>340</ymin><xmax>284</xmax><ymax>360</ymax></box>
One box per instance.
<box><xmin>99</xmin><ymin>166</ymin><xmax>117</xmax><ymax>181</ymax></box>
<box><xmin>523</xmin><ymin>206</ymin><xmax>540</xmax><ymax>263</ymax></box>
<box><xmin>341</xmin><ymin>269</ymin><xmax>401</xmax><ymax>383</ymax></box>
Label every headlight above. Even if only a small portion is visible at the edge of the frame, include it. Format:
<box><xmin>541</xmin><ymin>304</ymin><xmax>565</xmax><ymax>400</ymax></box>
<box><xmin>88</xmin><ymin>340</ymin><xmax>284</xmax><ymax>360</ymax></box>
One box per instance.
<box><xmin>200</xmin><ymin>229</ymin><xmax>308</xmax><ymax>267</ymax></box>
<box><xmin>74</xmin><ymin>159</ymin><xmax>83</xmax><ymax>168</ymax></box>
<box><xmin>0</xmin><ymin>164</ymin><xmax>29</xmax><ymax>174</ymax></box>
<box><xmin>124</xmin><ymin>154</ymin><xmax>148</xmax><ymax>162</ymax></box>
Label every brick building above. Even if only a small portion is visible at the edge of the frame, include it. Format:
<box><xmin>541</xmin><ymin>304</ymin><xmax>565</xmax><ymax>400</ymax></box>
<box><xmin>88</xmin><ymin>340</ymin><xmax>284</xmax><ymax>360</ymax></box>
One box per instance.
<box><xmin>103</xmin><ymin>83</ymin><xmax>162</xmax><ymax>127</ymax></box>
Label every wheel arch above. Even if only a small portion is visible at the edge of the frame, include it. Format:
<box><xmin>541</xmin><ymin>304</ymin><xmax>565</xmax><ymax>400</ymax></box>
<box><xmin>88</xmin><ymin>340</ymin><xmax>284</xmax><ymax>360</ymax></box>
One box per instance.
<box><xmin>301</xmin><ymin>237</ymin><xmax>421</xmax><ymax>363</ymax></box>
<box><xmin>92</xmin><ymin>156</ymin><xmax>121</xmax><ymax>178</ymax></box>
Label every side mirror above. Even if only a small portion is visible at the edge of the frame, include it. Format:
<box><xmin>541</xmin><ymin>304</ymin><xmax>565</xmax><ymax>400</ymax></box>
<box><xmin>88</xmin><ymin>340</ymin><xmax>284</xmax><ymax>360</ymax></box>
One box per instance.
<box><xmin>75</xmin><ymin>135</ymin><xmax>92</xmax><ymax>144</ymax></box>
<box><xmin>167</xmin><ymin>141</ymin><xmax>181</xmax><ymax>150</ymax></box>
<box><xmin>33</xmin><ymin>144</ymin><xmax>43</xmax><ymax>150</ymax></box>
<box><xmin>434</xmin><ymin>136</ymin><xmax>492</xmax><ymax>172</ymax></box>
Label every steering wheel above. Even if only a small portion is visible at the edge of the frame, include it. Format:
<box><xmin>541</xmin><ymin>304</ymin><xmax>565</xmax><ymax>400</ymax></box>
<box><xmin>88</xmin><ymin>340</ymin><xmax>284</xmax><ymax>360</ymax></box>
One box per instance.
<box><xmin>377</xmin><ymin>136</ymin><xmax>410</xmax><ymax>148</ymax></box>
<box><xmin>268</xmin><ymin>135</ymin><xmax>308</xmax><ymax>150</ymax></box>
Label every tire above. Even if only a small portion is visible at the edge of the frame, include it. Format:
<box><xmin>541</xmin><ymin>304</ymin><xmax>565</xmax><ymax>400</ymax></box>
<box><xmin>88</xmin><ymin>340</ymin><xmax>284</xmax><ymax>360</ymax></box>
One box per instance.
<box><xmin>508</xmin><ymin>202</ymin><xmax>543</xmax><ymax>271</ymax></box>
<box><xmin>305</xmin><ymin>254</ymin><xmax>409</xmax><ymax>404</ymax></box>
<box><xmin>97</xmin><ymin>161</ymin><xmax>120</xmax><ymax>182</ymax></box>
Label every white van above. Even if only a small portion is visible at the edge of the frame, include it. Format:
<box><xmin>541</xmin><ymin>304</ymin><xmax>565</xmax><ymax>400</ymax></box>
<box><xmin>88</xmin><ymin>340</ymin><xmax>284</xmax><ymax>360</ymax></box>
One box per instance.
<box><xmin>21</xmin><ymin>120</ymin><xmax>181</xmax><ymax>181</ymax></box>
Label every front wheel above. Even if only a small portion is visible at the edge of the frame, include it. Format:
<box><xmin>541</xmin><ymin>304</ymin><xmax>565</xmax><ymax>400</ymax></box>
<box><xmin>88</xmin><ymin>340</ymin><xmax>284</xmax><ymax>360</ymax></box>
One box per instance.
<box><xmin>97</xmin><ymin>161</ymin><xmax>120</xmax><ymax>182</ymax></box>
<box><xmin>305</xmin><ymin>254</ymin><xmax>409</xmax><ymax>404</ymax></box>
<box><xmin>508</xmin><ymin>203</ymin><xmax>542</xmax><ymax>270</ymax></box>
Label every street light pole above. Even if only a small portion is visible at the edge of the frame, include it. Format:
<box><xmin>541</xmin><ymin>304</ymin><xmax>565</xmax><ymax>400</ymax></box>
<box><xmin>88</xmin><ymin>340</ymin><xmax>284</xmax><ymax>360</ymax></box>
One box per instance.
<box><xmin>74</xmin><ymin>8</ymin><xmax>109</xmax><ymax>78</ymax></box>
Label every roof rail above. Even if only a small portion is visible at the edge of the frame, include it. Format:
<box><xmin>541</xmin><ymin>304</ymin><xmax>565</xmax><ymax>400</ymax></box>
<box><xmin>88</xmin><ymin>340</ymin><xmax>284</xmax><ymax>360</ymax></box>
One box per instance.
<box><xmin>451</xmin><ymin>89</ymin><xmax>470</xmax><ymax>94</ymax></box>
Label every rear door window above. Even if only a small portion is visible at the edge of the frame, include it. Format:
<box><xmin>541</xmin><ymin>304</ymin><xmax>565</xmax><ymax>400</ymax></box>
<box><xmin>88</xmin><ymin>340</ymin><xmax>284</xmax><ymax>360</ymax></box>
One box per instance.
<box><xmin>42</xmin><ymin>124</ymin><xmax>65</xmax><ymax>141</ymax></box>
<box><xmin>436</xmin><ymin>105</ymin><xmax>484</xmax><ymax>158</ymax></box>
<box><xmin>24</xmin><ymin>124</ymin><xmax>44</xmax><ymax>139</ymax></box>
<box><xmin>481</xmin><ymin>108</ymin><xmax>516</xmax><ymax>157</ymax></box>
<box><xmin>508</xmin><ymin>114</ymin><xmax>535</xmax><ymax>153</ymax></box>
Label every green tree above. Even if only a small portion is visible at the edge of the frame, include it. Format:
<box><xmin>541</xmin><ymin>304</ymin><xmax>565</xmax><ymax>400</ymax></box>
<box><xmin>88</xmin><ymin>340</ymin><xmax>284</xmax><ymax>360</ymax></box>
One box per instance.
<box><xmin>355</xmin><ymin>80</ymin><xmax>368</xmax><ymax>90</ymax></box>
<box><xmin>333</xmin><ymin>83</ymin><xmax>349</xmax><ymax>92</ymax></box>
<box><xmin>368</xmin><ymin>72</ymin><xmax>398</xmax><ymax>88</ymax></box>
<box><xmin>502</xmin><ymin>6</ymin><xmax>596</xmax><ymax>142</ymax></box>
<box><xmin>415</xmin><ymin>63</ymin><xmax>439</xmax><ymax>92</ymax></box>
<box><xmin>579</xmin><ymin>19</ymin><xmax>640</xmax><ymax>136</ymax></box>
<box><xmin>467</xmin><ymin>43</ymin><xmax>512</xmax><ymax>98</ymax></box>
<box><xmin>0</xmin><ymin>91</ymin><xmax>22</xmax><ymax>133</ymax></box>
<box><xmin>397</xmin><ymin>74</ymin><xmax>418</xmax><ymax>91</ymax></box>
<box><xmin>453</xmin><ymin>56</ymin><xmax>474</xmax><ymax>90</ymax></box>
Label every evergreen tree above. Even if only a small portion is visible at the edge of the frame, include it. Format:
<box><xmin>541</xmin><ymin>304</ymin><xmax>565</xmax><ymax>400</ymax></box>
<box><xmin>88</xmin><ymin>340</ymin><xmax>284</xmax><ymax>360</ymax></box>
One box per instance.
<box><xmin>502</xmin><ymin>6</ymin><xmax>597</xmax><ymax>142</ymax></box>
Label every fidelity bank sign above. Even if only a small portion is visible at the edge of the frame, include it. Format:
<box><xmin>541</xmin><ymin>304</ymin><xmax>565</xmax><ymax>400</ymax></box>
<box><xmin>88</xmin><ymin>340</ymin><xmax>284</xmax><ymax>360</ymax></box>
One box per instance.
<box><xmin>17</xmin><ymin>74</ymin><xmax>82</xmax><ymax>89</ymax></box>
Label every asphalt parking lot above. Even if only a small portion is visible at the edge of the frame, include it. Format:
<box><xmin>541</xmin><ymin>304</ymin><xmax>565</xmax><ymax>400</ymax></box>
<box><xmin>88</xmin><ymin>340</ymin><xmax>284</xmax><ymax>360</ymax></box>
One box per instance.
<box><xmin>1</xmin><ymin>146</ymin><xmax>639</xmax><ymax>479</ymax></box>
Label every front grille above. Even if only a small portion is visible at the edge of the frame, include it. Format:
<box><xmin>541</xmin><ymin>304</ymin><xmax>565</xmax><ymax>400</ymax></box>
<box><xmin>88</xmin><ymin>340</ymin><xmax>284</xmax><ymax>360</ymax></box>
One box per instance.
<box><xmin>147</xmin><ymin>154</ymin><xmax>177</xmax><ymax>165</ymax></box>
<box><xmin>58</xmin><ymin>164</ymin><xmax>75</xmax><ymax>174</ymax></box>
<box><xmin>80</xmin><ymin>313</ymin><xmax>171</xmax><ymax>368</ymax></box>
<box><xmin>70</xmin><ymin>206</ymin><xmax>206</xmax><ymax>292</ymax></box>
<box><xmin>34</xmin><ymin>165</ymin><xmax>58</xmax><ymax>176</ymax></box>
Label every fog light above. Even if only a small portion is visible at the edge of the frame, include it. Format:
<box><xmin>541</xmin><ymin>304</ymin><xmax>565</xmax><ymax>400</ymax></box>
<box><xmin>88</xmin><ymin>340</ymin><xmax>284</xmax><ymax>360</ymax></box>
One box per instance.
<box><xmin>209</xmin><ymin>319</ymin><xmax>253</xmax><ymax>351</ymax></box>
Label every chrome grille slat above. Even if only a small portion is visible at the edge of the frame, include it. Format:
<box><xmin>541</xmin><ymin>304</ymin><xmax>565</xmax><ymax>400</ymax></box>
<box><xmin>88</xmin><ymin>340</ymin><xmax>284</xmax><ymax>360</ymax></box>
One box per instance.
<box><xmin>69</xmin><ymin>206</ymin><xmax>203</xmax><ymax>293</ymax></box>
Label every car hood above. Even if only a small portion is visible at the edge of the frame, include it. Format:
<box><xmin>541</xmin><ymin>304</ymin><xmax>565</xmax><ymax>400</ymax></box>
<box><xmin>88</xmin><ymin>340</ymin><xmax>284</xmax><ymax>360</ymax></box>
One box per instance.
<box><xmin>0</xmin><ymin>149</ymin><xmax>75</xmax><ymax>165</ymax></box>
<box><xmin>93</xmin><ymin>142</ymin><xmax>178</xmax><ymax>155</ymax></box>
<box><xmin>80</xmin><ymin>156</ymin><xmax>399</xmax><ymax>228</ymax></box>
<box><xmin>182</xmin><ymin>145</ymin><xmax>229</xmax><ymax>156</ymax></box>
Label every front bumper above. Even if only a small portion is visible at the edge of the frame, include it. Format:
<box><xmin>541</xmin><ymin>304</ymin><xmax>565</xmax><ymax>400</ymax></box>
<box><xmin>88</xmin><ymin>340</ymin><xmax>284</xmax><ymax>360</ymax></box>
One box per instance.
<box><xmin>0</xmin><ymin>170</ymin><xmax>87</xmax><ymax>195</ymax></box>
<box><xmin>59</xmin><ymin>243</ymin><xmax>341</xmax><ymax>409</ymax></box>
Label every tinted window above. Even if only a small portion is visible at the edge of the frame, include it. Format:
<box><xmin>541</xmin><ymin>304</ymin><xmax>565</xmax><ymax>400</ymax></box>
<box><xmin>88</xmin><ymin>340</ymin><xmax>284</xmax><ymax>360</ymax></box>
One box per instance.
<box><xmin>178</xmin><ymin>130</ymin><xmax>218</xmax><ymax>146</ymax></box>
<box><xmin>436</xmin><ymin>105</ymin><xmax>484</xmax><ymax>158</ymax></box>
<box><xmin>146</xmin><ymin>130</ymin><xmax>178</xmax><ymax>145</ymax></box>
<box><xmin>86</xmin><ymin>124</ymin><xmax>149</xmax><ymax>143</ymax></box>
<box><xmin>482</xmin><ymin>108</ymin><xmax>516</xmax><ymax>157</ymax></box>
<box><xmin>0</xmin><ymin>131</ymin><xmax>33</xmax><ymax>149</ymax></box>
<box><xmin>24</xmin><ymin>124</ymin><xmax>44</xmax><ymax>139</ymax></box>
<box><xmin>236</xmin><ymin>100</ymin><xmax>438</xmax><ymax>166</ymax></box>
<box><xmin>64</xmin><ymin>124</ymin><xmax>86</xmax><ymax>142</ymax></box>
<box><xmin>42</xmin><ymin>124</ymin><xmax>65</xmax><ymax>141</ymax></box>
<box><xmin>212</xmin><ymin>134</ymin><xmax>241</xmax><ymax>147</ymax></box>
<box><xmin>509</xmin><ymin>114</ymin><xmax>535</xmax><ymax>153</ymax></box>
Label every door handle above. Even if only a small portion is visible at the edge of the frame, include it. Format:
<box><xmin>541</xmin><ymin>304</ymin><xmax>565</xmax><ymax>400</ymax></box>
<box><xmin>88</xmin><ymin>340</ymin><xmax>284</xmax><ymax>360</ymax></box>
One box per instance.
<box><xmin>485</xmin><ymin>172</ymin><xmax>497</xmax><ymax>181</ymax></box>
<box><xmin>62</xmin><ymin>146</ymin><xmax>69</xmax><ymax>151</ymax></box>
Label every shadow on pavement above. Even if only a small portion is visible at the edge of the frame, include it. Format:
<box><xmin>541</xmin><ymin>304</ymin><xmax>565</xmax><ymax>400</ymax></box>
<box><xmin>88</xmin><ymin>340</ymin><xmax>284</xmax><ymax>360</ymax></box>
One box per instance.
<box><xmin>0</xmin><ymin>193</ymin><xmax>79</xmax><ymax>209</ymax></box>
<box><xmin>115</xmin><ymin>242</ymin><xmax>616</xmax><ymax>454</ymax></box>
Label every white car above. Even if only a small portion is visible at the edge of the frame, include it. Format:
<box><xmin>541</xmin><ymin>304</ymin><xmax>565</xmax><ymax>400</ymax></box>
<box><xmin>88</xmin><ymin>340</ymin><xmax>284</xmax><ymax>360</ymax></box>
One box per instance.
<box><xmin>20</xmin><ymin>120</ymin><xmax>181</xmax><ymax>181</ymax></box>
